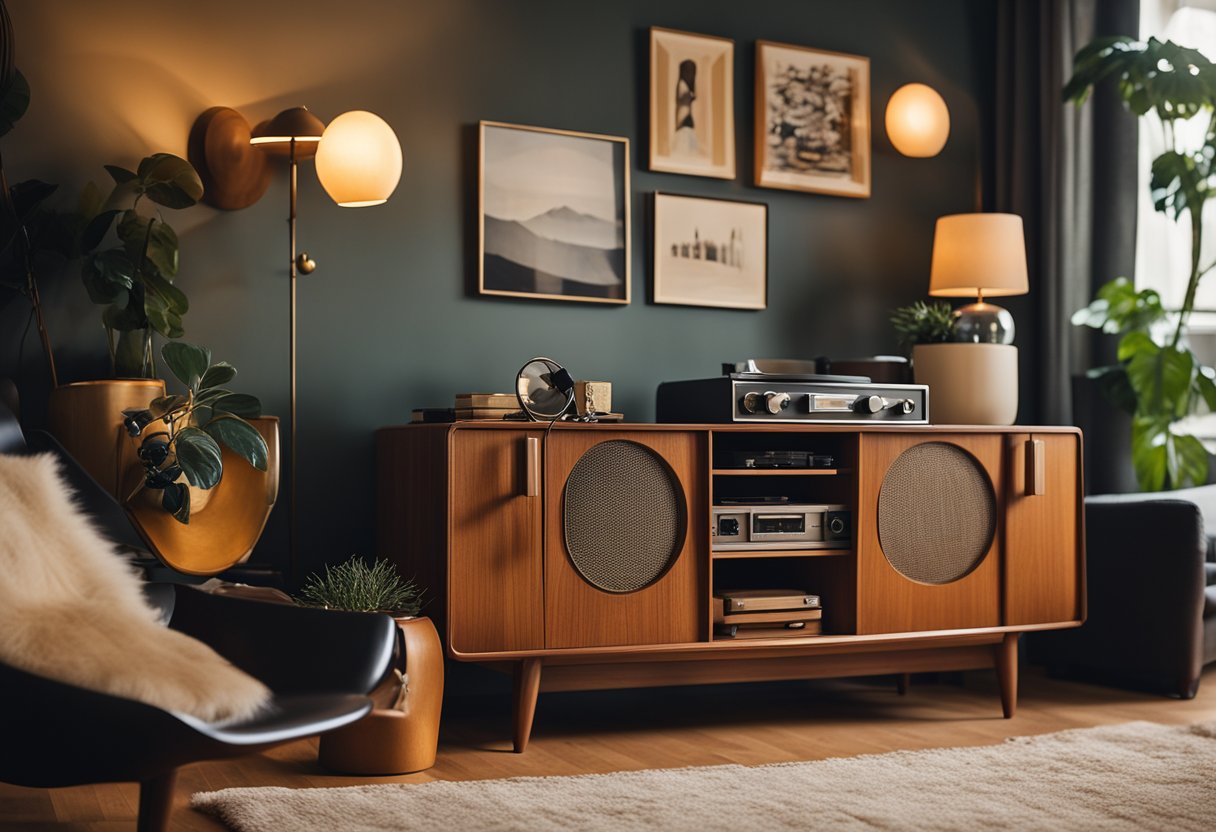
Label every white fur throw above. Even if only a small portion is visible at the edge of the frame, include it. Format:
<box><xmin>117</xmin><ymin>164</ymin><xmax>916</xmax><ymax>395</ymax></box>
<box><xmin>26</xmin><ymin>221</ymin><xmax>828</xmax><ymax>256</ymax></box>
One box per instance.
<box><xmin>0</xmin><ymin>453</ymin><xmax>270</xmax><ymax>723</ymax></box>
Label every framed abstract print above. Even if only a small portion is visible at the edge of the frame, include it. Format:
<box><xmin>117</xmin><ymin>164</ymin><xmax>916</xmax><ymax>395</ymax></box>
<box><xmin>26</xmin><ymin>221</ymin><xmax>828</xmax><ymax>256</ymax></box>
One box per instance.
<box><xmin>754</xmin><ymin>41</ymin><xmax>871</xmax><ymax>198</ymax></box>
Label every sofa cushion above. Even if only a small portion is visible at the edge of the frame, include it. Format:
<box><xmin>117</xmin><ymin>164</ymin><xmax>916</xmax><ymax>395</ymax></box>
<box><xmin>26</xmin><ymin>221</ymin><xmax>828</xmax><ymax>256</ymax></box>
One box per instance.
<box><xmin>1207</xmin><ymin>562</ymin><xmax>1216</xmax><ymax>586</ymax></box>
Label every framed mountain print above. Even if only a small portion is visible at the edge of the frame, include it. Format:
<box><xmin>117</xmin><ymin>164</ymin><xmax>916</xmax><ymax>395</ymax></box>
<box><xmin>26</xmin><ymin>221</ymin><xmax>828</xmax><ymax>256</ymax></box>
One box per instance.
<box><xmin>478</xmin><ymin>121</ymin><xmax>630</xmax><ymax>304</ymax></box>
<box><xmin>649</xmin><ymin>27</ymin><xmax>736</xmax><ymax>180</ymax></box>
<box><xmin>754</xmin><ymin>40</ymin><xmax>871</xmax><ymax>198</ymax></box>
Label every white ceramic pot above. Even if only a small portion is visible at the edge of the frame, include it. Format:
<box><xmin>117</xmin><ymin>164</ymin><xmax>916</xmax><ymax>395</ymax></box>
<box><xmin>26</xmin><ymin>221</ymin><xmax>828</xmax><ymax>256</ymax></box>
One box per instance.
<box><xmin>912</xmin><ymin>343</ymin><xmax>1019</xmax><ymax>425</ymax></box>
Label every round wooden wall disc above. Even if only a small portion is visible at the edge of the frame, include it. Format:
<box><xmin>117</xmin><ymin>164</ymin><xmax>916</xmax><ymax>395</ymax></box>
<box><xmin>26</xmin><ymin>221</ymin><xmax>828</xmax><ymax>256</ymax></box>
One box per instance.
<box><xmin>188</xmin><ymin>106</ymin><xmax>273</xmax><ymax>211</ymax></box>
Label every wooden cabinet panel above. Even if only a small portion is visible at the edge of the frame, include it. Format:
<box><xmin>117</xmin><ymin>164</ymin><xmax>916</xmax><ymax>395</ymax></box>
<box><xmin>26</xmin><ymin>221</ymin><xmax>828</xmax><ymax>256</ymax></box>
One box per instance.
<box><xmin>544</xmin><ymin>431</ymin><xmax>707</xmax><ymax>649</ymax></box>
<box><xmin>448</xmin><ymin>429</ymin><xmax>544</xmax><ymax>654</ymax></box>
<box><xmin>1003</xmin><ymin>432</ymin><xmax>1083</xmax><ymax>625</ymax></box>
<box><xmin>856</xmin><ymin>433</ymin><xmax>1003</xmax><ymax>634</ymax></box>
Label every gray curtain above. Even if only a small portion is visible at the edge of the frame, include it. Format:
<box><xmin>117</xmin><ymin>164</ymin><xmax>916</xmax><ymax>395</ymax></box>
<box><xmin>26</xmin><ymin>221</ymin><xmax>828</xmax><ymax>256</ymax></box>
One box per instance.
<box><xmin>993</xmin><ymin>0</ymin><xmax>1139</xmax><ymax>428</ymax></box>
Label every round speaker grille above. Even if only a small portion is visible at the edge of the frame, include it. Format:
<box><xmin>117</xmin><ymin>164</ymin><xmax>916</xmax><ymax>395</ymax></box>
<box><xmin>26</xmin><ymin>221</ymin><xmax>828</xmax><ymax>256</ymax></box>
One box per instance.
<box><xmin>877</xmin><ymin>442</ymin><xmax>995</xmax><ymax>585</ymax></box>
<box><xmin>563</xmin><ymin>440</ymin><xmax>686</xmax><ymax>593</ymax></box>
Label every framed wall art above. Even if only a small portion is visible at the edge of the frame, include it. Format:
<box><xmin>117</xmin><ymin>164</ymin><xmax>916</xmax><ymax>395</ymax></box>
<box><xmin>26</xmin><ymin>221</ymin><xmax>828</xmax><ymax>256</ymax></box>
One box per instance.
<box><xmin>479</xmin><ymin>121</ymin><xmax>630</xmax><ymax>304</ymax></box>
<box><xmin>649</xmin><ymin>27</ymin><xmax>736</xmax><ymax>180</ymax></box>
<box><xmin>754</xmin><ymin>41</ymin><xmax>871</xmax><ymax>198</ymax></box>
<box><xmin>652</xmin><ymin>191</ymin><xmax>767</xmax><ymax>310</ymax></box>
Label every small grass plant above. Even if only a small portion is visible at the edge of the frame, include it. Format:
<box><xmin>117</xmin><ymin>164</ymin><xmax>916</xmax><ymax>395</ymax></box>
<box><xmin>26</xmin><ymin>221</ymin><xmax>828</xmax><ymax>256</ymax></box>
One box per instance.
<box><xmin>295</xmin><ymin>555</ymin><xmax>423</xmax><ymax>617</ymax></box>
<box><xmin>890</xmin><ymin>300</ymin><xmax>958</xmax><ymax>352</ymax></box>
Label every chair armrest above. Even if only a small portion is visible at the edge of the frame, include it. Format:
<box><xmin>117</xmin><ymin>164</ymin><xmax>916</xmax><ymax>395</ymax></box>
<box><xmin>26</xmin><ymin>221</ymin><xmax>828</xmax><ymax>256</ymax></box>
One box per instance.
<box><xmin>1029</xmin><ymin>495</ymin><xmax>1206</xmax><ymax>694</ymax></box>
<box><xmin>1084</xmin><ymin>495</ymin><xmax>1207</xmax><ymax>614</ymax></box>
<box><xmin>167</xmin><ymin>586</ymin><xmax>396</xmax><ymax>696</ymax></box>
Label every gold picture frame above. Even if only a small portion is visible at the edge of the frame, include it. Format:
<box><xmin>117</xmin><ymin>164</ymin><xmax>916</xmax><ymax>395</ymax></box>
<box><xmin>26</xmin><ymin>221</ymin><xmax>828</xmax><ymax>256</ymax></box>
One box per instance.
<box><xmin>754</xmin><ymin>40</ymin><xmax>871</xmax><ymax>198</ymax></box>
<box><xmin>649</xmin><ymin>27</ymin><xmax>736</xmax><ymax>180</ymax></box>
<box><xmin>478</xmin><ymin>120</ymin><xmax>631</xmax><ymax>304</ymax></box>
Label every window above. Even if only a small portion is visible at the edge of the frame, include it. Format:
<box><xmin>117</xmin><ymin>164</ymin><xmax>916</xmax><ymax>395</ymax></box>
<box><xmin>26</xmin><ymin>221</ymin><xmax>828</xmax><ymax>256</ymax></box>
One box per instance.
<box><xmin>1136</xmin><ymin>3</ymin><xmax>1216</xmax><ymax>334</ymax></box>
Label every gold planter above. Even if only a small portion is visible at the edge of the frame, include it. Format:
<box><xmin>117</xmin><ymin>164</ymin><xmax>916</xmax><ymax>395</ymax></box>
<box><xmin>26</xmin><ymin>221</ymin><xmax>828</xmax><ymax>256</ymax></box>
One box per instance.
<box><xmin>319</xmin><ymin>616</ymin><xmax>444</xmax><ymax>775</ymax></box>
<box><xmin>47</xmin><ymin>380</ymin><xmax>166</xmax><ymax>497</ymax></box>
<box><xmin>120</xmin><ymin>417</ymin><xmax>280</xmax><ymax>575</ymax></box>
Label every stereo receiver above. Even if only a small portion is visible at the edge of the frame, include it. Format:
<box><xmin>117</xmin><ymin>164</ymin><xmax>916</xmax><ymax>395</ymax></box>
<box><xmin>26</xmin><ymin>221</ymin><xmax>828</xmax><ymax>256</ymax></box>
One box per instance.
<box><xmin>656</xmin><ymin>359</ymin><xmax>929</xmax><ymax>424</ymax></box>
<box><xmin>712</xmin><ymin>503</ymin><xmax>851</xmax><ymax>551</ymax></box>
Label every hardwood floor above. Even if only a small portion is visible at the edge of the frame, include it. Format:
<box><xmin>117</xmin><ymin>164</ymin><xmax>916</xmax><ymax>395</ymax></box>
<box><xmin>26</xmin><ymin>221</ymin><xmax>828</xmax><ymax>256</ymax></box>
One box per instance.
<box><xmin>4</xmin><ymin>666</ymin><xmax>1216</xmax><ymax>830</ymax></box>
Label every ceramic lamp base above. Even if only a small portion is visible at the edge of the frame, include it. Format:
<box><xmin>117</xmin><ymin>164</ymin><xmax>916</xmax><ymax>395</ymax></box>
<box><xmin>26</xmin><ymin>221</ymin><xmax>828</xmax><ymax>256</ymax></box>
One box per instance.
<box><xmin>912</xmin><ymin>343</ymin><xmax>1018</xmax><ymax>425</ymax></box>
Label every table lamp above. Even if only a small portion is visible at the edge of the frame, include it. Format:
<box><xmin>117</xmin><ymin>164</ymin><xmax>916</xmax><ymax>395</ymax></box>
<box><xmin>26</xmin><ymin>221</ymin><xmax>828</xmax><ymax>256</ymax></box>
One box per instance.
<box><xmin>913</xmin><ymin>213</ymin><xmax>1028</xmax><ymax>425</ymax></box>
<box><xmin>929</xmin><ymin>213</ymin><xmax>1028</xmax><ymax>343</ymax></box>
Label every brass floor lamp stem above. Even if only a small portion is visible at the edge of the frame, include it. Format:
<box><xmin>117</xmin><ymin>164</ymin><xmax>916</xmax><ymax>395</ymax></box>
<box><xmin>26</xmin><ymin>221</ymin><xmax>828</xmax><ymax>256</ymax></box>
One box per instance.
<box><xmin>288</xmin><ymin>139</ymin><xmax>299</xmax><ymax>584</ymax></box>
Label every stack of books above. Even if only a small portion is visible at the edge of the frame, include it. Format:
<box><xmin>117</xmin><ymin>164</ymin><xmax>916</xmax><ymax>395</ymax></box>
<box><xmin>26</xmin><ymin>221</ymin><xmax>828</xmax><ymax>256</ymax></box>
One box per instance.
<box><xmin>712</xmin><ymin>589</ymin><xmax>823</xmax><ymax>639</ymax></box>
<box><xmin>454</xmin><ymin>392</ymin><xmax>523</xmax><ymax>421</ymax></box>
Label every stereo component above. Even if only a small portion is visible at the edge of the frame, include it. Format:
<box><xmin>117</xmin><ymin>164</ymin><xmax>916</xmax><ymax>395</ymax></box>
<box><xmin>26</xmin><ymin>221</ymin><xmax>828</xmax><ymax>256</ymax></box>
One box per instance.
<box><xmin>712</xmin><ymin>503</ymin><xmax>850</xmax><ymax>550</ymax></box>
<box><xmin>727</xmin><ymin>450</ymin><xmax>835</xmax><ymax>469</ymax></box>
<box><xmin>657</xmin><ymin>368</ymin><xmax>929</xmax><ymax>425</ymax></box>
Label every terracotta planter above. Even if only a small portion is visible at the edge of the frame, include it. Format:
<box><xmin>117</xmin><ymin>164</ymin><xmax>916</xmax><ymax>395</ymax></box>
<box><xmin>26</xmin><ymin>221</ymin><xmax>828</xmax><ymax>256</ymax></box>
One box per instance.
<box><xmin>319</xmin><ymin>616</ymin><xmax>444</xmax><ymax>775</ymax></box>
<box><xmin>47</xmin><ymin>379</ymin><xmax>166</xmax><ymax>497</ymax></box>
<box><xmin>912</xmin><ymin>343</ymin><xmax>1019</xmax><ymax>425</ymax></box>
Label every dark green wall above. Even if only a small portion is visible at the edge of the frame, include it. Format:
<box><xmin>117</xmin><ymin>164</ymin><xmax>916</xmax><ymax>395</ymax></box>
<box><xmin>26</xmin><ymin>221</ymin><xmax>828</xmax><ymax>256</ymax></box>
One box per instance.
<box><xmin>0</xmin><ymin>0</ymin><xmax>1000</xmax><ymax>578</ymax></box>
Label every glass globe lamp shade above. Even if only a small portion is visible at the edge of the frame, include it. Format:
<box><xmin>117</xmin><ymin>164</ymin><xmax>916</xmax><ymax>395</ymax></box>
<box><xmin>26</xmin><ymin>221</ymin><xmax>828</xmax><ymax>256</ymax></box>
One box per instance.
<box><xmin>885</xmin><ymin>83</ymin><xmax>950</xmax><ymax>157</ymax></box>
<box><xmin>315</xmin><ymin>111</ymin><xmax>403</xmax><ymax>207</ymax></box>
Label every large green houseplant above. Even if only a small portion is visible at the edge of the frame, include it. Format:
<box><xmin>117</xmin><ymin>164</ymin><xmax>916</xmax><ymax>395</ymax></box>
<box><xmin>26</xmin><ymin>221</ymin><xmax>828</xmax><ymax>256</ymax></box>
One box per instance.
<box><xmin>76</xmin><ymin>153</ymin><xmax>203</xmax><ymax>378</ymax></box>
<box><xmin>1065</xmin><ymin>37</ymin><xmax>1216</xmax><ymax>491</ymax></box>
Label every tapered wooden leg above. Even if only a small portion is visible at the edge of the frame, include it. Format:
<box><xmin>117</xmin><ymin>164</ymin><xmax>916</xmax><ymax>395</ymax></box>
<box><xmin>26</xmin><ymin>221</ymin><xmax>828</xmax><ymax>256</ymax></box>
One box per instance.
<box><xmin>995</xmin><ymin>633</ymin><xmax>1019</xmax><ymax>719</ymax></box>
<box><xmin>896</xmin><ymin>673</ymin><xmax>910</xmax><ymax>696</ymax></box>
<box><xmin>137</xmin><ymin>769</ymin><xmax>176</xmax><ymax>832</ymax></box>
<box><xmin>513</xmin><ymin>658</ymin><xmax>542</xmax><ymax>753</ymax></box>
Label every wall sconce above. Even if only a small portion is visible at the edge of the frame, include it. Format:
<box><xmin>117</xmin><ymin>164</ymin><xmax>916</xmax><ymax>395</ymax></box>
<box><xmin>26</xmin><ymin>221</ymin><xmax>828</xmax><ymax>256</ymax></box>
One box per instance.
<box><xmin>188</xmin><ymin>104</ymin><xmax>403</xmax><ymax>579</ymax></box>
<box><xmin>885</xmin><ymin>83</ymin><xmax>950</xmax><ymax>157</ymax></box>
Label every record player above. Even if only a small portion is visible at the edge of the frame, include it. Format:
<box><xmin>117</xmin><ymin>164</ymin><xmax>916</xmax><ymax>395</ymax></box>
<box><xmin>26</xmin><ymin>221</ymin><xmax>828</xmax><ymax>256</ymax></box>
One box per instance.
<box><xmin>656</xmin><ymin>359</ymin><xmax>929</xmax><ymax>425</ymax></box>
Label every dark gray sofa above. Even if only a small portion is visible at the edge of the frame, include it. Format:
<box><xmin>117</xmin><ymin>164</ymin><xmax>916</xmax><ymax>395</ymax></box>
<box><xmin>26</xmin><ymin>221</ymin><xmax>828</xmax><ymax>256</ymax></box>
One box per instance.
<box><xmin>1028</xmin><ymin>487</ymin><xmax>1216</xmax><ymax>698</ymax></box>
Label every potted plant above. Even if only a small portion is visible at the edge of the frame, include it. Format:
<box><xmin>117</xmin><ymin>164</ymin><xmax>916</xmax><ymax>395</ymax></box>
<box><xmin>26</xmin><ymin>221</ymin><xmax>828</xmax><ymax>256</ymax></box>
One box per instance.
<box><xmin>1065</xmin><ymin>37</ymin><xmax>1216</xmax><ymax>490</ymax></box>
<box><xmin>115</xmin><ymin>341</ymin><xmax>279</xmax><ymax>577</ymax></box>
<box><xmin>297</xmin><ymin>556</ymin><xmax>443</xmax><ymax>775</ymax></box>
<box><xmin>121</xmin><ymin>341</ymin><xmax>268</xmax><ymax>523</ymax></box>
<box><xmin>44</xmin><ymin>151</ymin><xmax>204</xmax><ymax>495</ymax></box>
<box><xmin>891</xmin><ymin>300</ymin><xmax>1020</xmax><ymax>424</ymax></box>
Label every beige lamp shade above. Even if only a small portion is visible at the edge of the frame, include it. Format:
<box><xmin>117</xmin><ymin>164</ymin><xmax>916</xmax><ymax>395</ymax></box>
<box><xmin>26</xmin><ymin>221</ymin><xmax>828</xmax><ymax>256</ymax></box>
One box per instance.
<box><xmin>885</xmin><ymin>83</ymin><xmax>950</xmax><ymax>157</ymax></box>
<box><xmin>929</xmin><ymin>213</ymin><xmax>1029</xmax><ymax>298</ymax></box>
<box><xmin>315</xmin><ymin>110</ymin><xmax>403</xmax><ymax>207</ymax></box>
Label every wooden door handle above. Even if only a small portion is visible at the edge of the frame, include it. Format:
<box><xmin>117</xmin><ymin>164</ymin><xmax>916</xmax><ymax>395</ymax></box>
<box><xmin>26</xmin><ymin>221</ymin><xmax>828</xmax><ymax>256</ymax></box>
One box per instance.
<box><xmin>1025</xmin><ymin>438</ymin><xmax>1045</xmax><ymax>496</ymax></box>
<box><xmin>524</xmin><ymin>436</ymin><xmax>540</xmax><ymax>497</ymax></box>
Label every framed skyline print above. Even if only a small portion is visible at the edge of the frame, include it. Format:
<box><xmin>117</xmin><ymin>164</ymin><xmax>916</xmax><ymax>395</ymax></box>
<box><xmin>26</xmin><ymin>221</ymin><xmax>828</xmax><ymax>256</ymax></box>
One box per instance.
<box><xmin>754</xmin><ymin>40</ymin><xmax>871</xmax><ymax>198</ymax></box>
<box><xmin>649</xmin><ymin>27</ymin><xmax>736</xmax><ymax>180</ymax></box>
<box><xmin>478</xmin><ymin>121</ymin><xmax>631</xmax><ymax>304</ymax></box>
<box><xmin>652</xmin><ymin>192</ymin><xmax>767</xmax><ymax>310</ymax></box>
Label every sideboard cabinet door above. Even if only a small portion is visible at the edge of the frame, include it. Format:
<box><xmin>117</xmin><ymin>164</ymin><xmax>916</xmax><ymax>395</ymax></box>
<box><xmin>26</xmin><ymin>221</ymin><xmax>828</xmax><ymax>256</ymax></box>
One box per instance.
<box><xmin>1002</xmin><ymin>432</ymin><xmax>1084</xmax><ymax>626</ymax></box>
<box><xmin>448</xmin><ymin>429</ymin><xmax>545</xmax><ymax>654</ymax></box>
<box><xmin>856</xmin><ymin>433</ymin><xmax>1004</xmax><ymax>634</ymax></box>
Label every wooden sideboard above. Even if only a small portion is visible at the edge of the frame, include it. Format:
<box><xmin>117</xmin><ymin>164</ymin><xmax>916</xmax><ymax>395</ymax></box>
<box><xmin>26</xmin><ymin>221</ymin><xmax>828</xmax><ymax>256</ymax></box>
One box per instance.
<box><xmin>378</xmin><ymin>422</ymin><xmax>1084</xmax><ymax>751</ymax></box>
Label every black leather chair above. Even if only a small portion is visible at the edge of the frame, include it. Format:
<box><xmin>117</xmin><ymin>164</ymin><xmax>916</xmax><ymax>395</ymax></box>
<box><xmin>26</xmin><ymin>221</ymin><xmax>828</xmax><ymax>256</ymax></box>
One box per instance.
<box><xmin>0</xmin><ymin>400</ymin><xmax>398</xmax><ymax>831</ymax></box>
<box><xmin>1028</xmin><ymin>489</ymin><xmax>1216</xmax><ymax>699</ymax></box>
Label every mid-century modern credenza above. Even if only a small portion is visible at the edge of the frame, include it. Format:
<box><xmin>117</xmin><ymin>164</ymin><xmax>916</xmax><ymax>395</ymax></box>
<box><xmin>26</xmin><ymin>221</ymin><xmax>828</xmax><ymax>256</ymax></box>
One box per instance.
<box><xmin>378</xmin><ymin>422</ymin><xmax>1084</xmax><ymax>751</ymax></box>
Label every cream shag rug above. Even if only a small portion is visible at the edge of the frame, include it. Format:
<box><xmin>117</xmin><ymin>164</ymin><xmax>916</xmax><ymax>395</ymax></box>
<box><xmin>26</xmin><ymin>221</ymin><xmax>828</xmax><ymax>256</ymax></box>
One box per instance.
<box><xmin>193</xmin><ymin>721</ymin><xmax>1216</xmax><ymax>831</ymax></box>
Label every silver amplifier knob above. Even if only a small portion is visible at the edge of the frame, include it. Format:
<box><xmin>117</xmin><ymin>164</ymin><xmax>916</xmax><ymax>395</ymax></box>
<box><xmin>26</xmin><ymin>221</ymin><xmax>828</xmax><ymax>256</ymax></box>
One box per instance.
<box><xmin>765</xmin><ymin>391</ymin><xmax>791</xmax><ymax>414</ymax></box>
<box><xmin>855</xmin><ymin>395</ymin><xmax>884</xmax><ymax>414</ymax></box>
